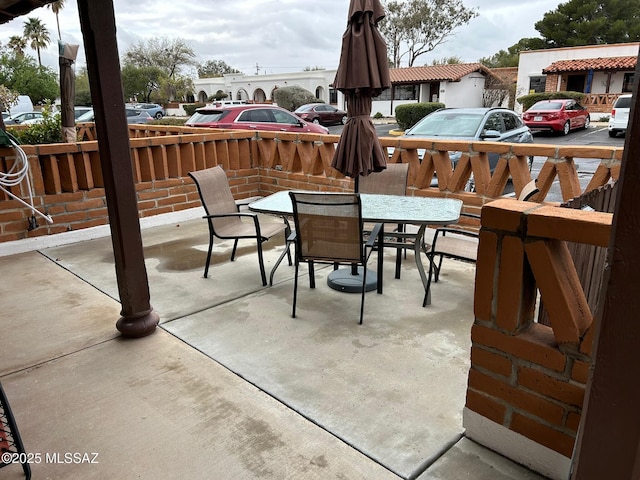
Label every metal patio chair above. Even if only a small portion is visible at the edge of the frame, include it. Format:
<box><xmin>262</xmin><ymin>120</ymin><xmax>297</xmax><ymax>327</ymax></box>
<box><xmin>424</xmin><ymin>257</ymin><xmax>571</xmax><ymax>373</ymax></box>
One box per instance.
<box><xmin>289</xmin><ymin>192</ymin><xmax>382</xmax><ymax>325</ymax></box>
<box><xmin>358</xmin><ymin>162</ymin><xmax>413</xmax><ymax>279</ymax></box>
<box><xmin>0</xmin><ymin>382</ymin><xmax>31</xmax><ymax>479</ymax></box>
<box><xmin>189</xmin><ymin>166</ymin><xmax>289</xmax><ymax>286</ymax></box>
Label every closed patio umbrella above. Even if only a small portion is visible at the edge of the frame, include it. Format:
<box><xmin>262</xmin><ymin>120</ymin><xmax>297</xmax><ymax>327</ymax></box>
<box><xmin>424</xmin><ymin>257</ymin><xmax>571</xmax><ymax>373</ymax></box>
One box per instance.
<box><xmin>329</xmin><ymin>0</ymin><xmax>391</xmax><ymax>293</ymax></box>
<box><xmin>331</xmin><ymin>0</ymin><xmax>391</xmax><ymax>180</ymax></box>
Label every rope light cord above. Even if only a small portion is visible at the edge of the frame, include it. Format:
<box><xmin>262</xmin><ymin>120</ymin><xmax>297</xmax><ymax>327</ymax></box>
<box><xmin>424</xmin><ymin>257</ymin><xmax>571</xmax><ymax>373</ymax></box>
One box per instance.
<box><xmin>0</xmin><ymin>137</ymin><xmax>53</xmax><ymax>225</ymax></box>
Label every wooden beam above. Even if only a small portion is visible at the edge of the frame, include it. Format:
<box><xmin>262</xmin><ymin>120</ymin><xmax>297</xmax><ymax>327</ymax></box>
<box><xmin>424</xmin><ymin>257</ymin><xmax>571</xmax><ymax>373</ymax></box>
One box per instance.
<box><xmin>572</xmin><ymin>49</ymin><xmax>640</xmax><ymax>478</ymax></box>
<box><xmin>77</xmin><ymin>0</ymin><xmax>158</xmax><ymax>337</ymax></box>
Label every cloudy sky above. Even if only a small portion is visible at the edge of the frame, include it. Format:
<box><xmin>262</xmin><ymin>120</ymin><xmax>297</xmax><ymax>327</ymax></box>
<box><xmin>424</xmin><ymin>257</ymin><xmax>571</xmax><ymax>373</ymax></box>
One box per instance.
<box><xmin>1</xmin><ymin>0</ymin><xmax>560</xmax><ymax>74</ymax></box>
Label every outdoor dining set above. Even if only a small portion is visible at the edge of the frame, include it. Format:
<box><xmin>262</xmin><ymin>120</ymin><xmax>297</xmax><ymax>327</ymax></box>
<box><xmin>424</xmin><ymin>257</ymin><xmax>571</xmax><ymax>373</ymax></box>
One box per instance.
<box><xmin>189</xmin><ymin>165</ymin><xmax>474</xmax><ymax>325</ymax></box>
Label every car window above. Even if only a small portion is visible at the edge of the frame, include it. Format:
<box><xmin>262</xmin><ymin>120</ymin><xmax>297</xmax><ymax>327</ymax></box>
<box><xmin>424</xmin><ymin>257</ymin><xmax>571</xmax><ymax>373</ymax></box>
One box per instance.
<box><xmin>409</xmin><ymin>112</ymin><xmax>483</xmax><ymax>137</ymax></box>
<box><xmin>615</xmin><ymin>96</ymin><xmax>632</xmax><ymax>108</ymax></box>
<box><xmin>189</xmin><ymin>110</ymin><xmax>229</xmax><ymax>123</ymax></box>
<box><xmin>239</xmin><ymin>109</ymin><xmax>273</xmax><ymax>122</ymax></box>
<box><xmin>272</xmin><ymin>109</ymin><xmax>299</xmax><ymax>125</ymax></box>
<box><xmin>502</xmin><ymin>113</ymin><xmax>520</xmax><ymax>131</ymax></box>
<box><xmin>484</xmin><ymin>113</ymin><xmax>503</xmax><ymax>133</ymax></box>
<box><xmin>531</xmin><ymin>101</ymin><xmax>563</xmax><ymax>111</ymax></box>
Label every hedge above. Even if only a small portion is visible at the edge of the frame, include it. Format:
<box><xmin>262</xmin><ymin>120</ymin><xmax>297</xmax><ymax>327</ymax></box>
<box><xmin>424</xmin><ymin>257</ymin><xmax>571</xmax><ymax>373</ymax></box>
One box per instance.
<box><xmin>395</xmin><ymin>102</ymin><xmax>445</xmax><ymax>130</ymax></box>
<box><xmin>516</xmin><ymin>91</ymin><xmax>586</xmax><ymax>111</ymax></box>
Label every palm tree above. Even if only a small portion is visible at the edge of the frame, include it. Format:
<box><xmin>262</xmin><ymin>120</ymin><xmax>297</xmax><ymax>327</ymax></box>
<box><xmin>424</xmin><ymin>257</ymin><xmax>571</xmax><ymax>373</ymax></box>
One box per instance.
<box><xmin>48</xmin><ymin>0</ymin><xmax>65</xmax><ymax>40</ymax></box>
<box><xmin>7</xmin><ymin>35</ymin><xmax>27</xmax><ymax>57</ymax></box>
<box><xmin>23</xmin><ymin>17</ymin><xmax>51</xmax><ymax>67</ymax></box>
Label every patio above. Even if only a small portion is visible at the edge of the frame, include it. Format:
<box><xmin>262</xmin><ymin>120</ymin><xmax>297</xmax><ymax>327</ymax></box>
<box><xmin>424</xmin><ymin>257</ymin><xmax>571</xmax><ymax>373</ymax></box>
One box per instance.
<box><xmin>0</xmin><ymin>209</ymin><xmax>545</xmax><ymax>479</ymax></box>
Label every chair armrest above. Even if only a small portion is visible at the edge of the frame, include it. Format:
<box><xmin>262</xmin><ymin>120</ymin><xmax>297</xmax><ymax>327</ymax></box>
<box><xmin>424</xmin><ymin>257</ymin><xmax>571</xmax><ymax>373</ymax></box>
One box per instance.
<box><xmin>366</xmin><ymin>223</ymin><xmax>383</xmax><ymax>248</ymax></box>
<box><xmin>235</xmin><ymin>196</ymin><xmax>263</xmax><ymax>211</ymax></box>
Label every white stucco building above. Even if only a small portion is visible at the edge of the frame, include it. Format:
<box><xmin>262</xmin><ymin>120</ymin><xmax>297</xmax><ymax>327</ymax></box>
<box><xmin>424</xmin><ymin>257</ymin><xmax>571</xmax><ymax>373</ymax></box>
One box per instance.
<box><xmin>192</xmin><ymin>63</ymin><xmax>501</xmax><ymax>116</ymax></box>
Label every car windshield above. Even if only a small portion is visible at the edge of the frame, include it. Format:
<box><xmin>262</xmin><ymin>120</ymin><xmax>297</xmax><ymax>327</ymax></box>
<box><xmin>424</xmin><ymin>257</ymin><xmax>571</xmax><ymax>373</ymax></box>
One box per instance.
<box><xmin>407</xmin><ymin>112</ymin><xmax>483</xmax><ymax>137</ymax></box>
<box><xmin>530</xmin><ymin>101</ymin><xmax>563</xmax><ymax>111</ymax></box>
<box><xmin>295</xmin><ymin>105</ymin><xmax>315</xmax><ymax>113</ymax></box>
<box><xmin>188</xmin><ymin>110</ymin><xmax>230</xmax><ymax>123</ymax></box>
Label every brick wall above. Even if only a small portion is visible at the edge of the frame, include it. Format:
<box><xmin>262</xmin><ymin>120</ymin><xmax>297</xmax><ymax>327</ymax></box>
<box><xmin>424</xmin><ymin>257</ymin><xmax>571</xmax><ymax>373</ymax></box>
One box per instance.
<box><xmin>0</xmin><ymin>126</ymin><xmax>622</xmax><ymax>244</ymax></box>
<box><xmin>464</xmin><ymin>199</ymin><xmax>611</xmax><ymax>477</ymax></box>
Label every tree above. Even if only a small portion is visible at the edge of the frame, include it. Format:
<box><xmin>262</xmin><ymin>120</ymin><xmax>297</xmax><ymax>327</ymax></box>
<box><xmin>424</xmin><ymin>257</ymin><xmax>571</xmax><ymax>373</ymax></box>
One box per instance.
<box><xmin>23</xmin><ymin>17</ymin><xmax>50</xmax><ymax>67</ymax></box>
<box><xmin>74</xmin><ymin>67</ymin><xmax>92</xmax><ymax>106</ymax></box>
<box><xmin>7</xmin><ymin>36</ymin><xmax>27</xmax><ymax>57</ymax></box>
<box><xmin>124</xmin><ymin>37</ymin><xmax>197</xmax><ymax>79</ymax></box>
<box><xmin>535</xmin><ymin>0</ymin><xmax>640</xmax><ymax>47</ymax></box>
<box><xmin>121</xmin><ymin>64</ymin><xmax>165</xmax><ymax>103</ymax></box>
<box><xmin>0</xmin><ymin>51</ymin><xmax>58</xmax><ymax>103</ymax></box>
<box><xmin>431</xmin><ymin>56</ymin><xmax>463</xmax><ymax>65</ymax></box>
<box><xmin>479</xmin><ymin>38</ymin><xmax>549</xmax><ymax>68</ymax></box>
<box><xmin>380</xmin><ymin>0</ymin><xmax>478</xmax><ymax>67</ymax></box>
<box><xmin>48</xmin><ymin>0</ymin><xmax>65</xmax><ymax>40</ymax></box>
<box><xmin>197</xmin><ymin>60</ymin><xmax>241</xmax><ymax>78</ymax></box>
<box><xmin>0</xmin><ymin>85</ymin><xmax>19</xmax><ymax>113</ymax></box>
<box><xmin>273</xmin><ymin>86</ymin><xmax>318</xmax><ymax>111</ymax></box>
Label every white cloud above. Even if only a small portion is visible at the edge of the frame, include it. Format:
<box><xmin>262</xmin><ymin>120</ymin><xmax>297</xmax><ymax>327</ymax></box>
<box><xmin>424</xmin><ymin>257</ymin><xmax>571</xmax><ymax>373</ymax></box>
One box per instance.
<box><xmin>0</xmin><ymin>0</ymin><xmax>561</xmax><ymax>74</ymax></box>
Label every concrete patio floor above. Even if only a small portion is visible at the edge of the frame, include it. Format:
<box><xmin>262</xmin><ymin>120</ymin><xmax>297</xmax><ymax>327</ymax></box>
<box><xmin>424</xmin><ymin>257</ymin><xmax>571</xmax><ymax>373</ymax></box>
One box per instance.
<box><xmin>0</xmin><ymin>210</ymin><xmax>547</xmax><ymax>479</ymax></box>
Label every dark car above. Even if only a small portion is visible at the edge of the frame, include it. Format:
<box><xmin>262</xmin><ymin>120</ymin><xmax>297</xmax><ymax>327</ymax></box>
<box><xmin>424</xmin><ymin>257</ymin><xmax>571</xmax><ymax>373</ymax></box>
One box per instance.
<box><xmin>401</xmin><ymin>107</ymin><xmax>533</xmax><ymax>166</ymax></box>
<box><xmin>522</xmin><ymin>99</ymin><xmax>590</xmax><ymax>135</ymax></box>
<box><xmin>294</xmin><ymin>103</ymin><xmax>347</xmax><ymax>126</ymax></box>
<box><xmin>185</xmin><ymin>104</ymin><xmax>329</xmax><ymax>134</ymax></box>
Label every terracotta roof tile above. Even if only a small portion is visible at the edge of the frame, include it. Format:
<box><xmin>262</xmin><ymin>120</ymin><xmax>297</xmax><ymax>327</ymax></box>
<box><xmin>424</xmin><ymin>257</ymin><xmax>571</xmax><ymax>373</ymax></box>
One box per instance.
<box><xmin>542</xmin><ymin>56</ymin><xmax>637</xmax><ymax>73</ymax></box>
<box><xmin>390</xmin><ymin>63</ymin><xmax>492</xmax><ymax>84</ymax></box>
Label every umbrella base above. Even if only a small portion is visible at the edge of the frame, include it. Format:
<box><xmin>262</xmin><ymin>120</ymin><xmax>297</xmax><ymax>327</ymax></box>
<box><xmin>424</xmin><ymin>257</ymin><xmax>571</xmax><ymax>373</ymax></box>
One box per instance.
<box><xmin>327</xmin><ymin>266</ymin><xmax>377</xmax><ymax>293</ymax></box>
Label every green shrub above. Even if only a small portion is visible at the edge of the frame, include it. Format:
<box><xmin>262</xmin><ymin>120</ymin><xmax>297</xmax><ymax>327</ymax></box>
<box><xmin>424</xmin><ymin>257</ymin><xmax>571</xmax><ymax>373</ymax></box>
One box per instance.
<box><xmin>516</xmin><ymin>91</ymin><xmax>586</xmax><ymax>111</ymax></box>
<box><xmin>10</xmin><ymin>108</ymin><xmax>62</xmax><ymax>145</ymax></box>
<box><xmin>183</xmin><ymin>103</ymin><xmax>206</xmax><ymax>116</ymax></box>
<box><xmin>373</xmin><ymin>112</ymin><xmax>384</xmax><ymax>119</ymax></box>
<box><xmin>395</xmin><ymin>102</ymin><xmax>445</xmax><ymax>130</ymax></box>
<box><xmin>273</xmin><ymin>86</ymin><xmax>319</xmax><ymax>111</ymax></box>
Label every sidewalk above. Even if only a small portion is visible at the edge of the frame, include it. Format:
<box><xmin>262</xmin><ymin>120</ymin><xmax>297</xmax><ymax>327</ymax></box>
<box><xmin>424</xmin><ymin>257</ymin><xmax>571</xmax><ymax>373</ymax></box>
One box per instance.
<box><xmin>0</xmin><ymin>212</ymin><xmax>547</xmax><ymax>479</ymax></box>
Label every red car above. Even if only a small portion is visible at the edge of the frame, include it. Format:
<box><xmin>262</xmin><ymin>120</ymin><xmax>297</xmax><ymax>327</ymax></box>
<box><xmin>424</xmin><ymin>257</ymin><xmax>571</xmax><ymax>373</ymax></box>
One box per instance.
<box><xmin>185</xmin><ymin>104</ymin><xmax>329</xmax><ymax>134</ymax></box>
<box><xmin>522</xmin><ymin>99</ymin><xmax>590</xmax><ymax>135</ymax></box>
<box><xmin>294</xmin><ymin>103</ymin><xmax>347</xmax><ymax>126</ymax></box>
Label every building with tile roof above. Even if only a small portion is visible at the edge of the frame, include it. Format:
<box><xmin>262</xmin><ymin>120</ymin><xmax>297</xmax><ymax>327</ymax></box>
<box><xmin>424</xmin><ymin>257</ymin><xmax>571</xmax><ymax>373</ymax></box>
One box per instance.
<box><xmin>515</xmin><ymin>43</ymin><xmax>639</xmax><ymax>113</ymax></box>
<box><xmin>192</xmin><ymin>63</ymin><xmax>505</xmax><ymax>118</ymax></box>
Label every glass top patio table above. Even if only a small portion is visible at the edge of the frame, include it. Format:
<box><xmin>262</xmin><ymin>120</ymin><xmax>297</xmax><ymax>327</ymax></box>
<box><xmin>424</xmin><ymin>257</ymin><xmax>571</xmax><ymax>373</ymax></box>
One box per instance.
<box><xmin>249</xmin><ymin>191</ymin><xmax>463</xmax><ymax>305</ymax></box>
<box><xmin>249</xmin><ymin>191</ymin><xmax>462</xmax><ymax>225</ymax></box>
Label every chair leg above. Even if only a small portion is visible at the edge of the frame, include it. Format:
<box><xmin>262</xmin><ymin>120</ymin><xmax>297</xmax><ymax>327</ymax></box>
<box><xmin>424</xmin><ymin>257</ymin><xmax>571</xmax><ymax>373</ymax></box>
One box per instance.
<box><xmin>308</xmin><ymin>261</ymin><xmax>315</xmax><ymax>289</ymax></box>
<box><xmin>434</xmin><ymin>255</ymin><xmax>444</xmax><ymax>282</ymax></box>
<box><xmin>230</xmin><ymin>239</ymin><xmax>239</xmax><ymax>261</ymax></box>
<box><xmin>359</xmin><ymin>265</ymin><xmax>367</xmax><ymax>324</ymax></box>
<box><xmin>292</xmin><ymin>261</ymin><xmax>299</xmax><ymax>318</ymax></box>
<box><xmin>204</xmin><ymin>234</ymin><xmax>214</xmax><ymax>278</ymax></box>
<box><xmin>423</xmin><ymin>252</ymin><xmax>442</xmax><ymax>307</ymax></box>
<box><xmin>256</xmin><ymin>239</ymin><xmax>267</xmax><ymax>286</ymax></box>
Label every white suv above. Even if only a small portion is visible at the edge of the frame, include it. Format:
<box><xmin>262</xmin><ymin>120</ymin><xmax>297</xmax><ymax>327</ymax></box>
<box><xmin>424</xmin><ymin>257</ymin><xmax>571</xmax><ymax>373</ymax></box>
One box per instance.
<box><xmin>608</xmin><ymin>94</ymin><xmax>632</xmax><ymax>138</ymax></box>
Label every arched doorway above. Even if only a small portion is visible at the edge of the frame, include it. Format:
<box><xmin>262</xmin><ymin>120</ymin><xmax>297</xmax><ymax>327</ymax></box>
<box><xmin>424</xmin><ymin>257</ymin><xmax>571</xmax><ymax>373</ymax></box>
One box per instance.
<box><xmin>253</xmin><ymin>88</ymin><xmax>266</xmax><ymax>103</ymax></box>
<box><xmin>315</xmin><ymin>86</ymin><xmax>325</xmax><ymax>102</ymax></box>
<box><xmin>197</xmin><ymin>91</ymin><xmax>208</xmax><ymax>103</ymax></box>
<box><xmin>236</xmin><ymin>89</ymin><xmax>249</xmax><ymax>101</ymax></box>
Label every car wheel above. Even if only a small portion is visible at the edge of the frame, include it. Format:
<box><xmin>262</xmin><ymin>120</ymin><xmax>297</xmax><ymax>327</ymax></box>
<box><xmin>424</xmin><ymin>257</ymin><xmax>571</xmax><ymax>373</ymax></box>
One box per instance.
<box><xmin>312</xmin><ymin>118</ymin><xmax>320</xmax><ymax>125</ymax></box>
<box><xmin>341</xmin><ymin>115</ymin><xmax>347</xmax><ymax>125</ymax></box>
<box><xmin>583</xmin><ymin>116</ymin><xmax>590</xmax><ymax>129</ymax></box>
<box><xmin>562</xmin><ymin>120</ymin><xmax>570</xmax><ymax>136</ymax></box>
<box><xmin>608</xmin><ymin>130</ymin><xmax>618</xmax><ymax>138</ymax></box>
<box><xmin>155</xmin><ymin>112</ymin><xmax>163</xmax><ymax>120</ymax></box>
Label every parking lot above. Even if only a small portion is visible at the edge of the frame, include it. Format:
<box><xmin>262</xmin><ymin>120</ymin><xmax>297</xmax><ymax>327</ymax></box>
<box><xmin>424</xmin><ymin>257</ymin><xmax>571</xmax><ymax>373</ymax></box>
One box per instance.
<box><xmin>329</xmin><ymin>121</ymin><xmax>625</xmax><ymax>203</ymax></box>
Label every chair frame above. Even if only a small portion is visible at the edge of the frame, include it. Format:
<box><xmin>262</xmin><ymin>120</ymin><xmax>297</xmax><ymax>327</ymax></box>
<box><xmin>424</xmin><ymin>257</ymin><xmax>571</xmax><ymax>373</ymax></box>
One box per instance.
<box><xmin>0</xmin><ymin>382</ymin><xmax>31</xmax><ymax>479</ymax></box>
<box><xmin>289</xmin><ymin>192</ymin><xmax>382</xmax><ymax>325</ymax></box>
<box><xmin>189</xmin><ymin>166</ymin><xmax>289</xmax><ymax>286</ymax></box>
<box><xmin>358</xmin><ymin>163</ymin><xmax>412</xmax><ymax>279</ymax></box>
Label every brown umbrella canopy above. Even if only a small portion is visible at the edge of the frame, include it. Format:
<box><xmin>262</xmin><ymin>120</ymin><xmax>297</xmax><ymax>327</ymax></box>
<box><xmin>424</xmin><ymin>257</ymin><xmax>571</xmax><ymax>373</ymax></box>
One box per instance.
<box><xmin>331</xmin><ymin>0</ymin><xmax>391</xmax><ymax>179</ymax></box>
